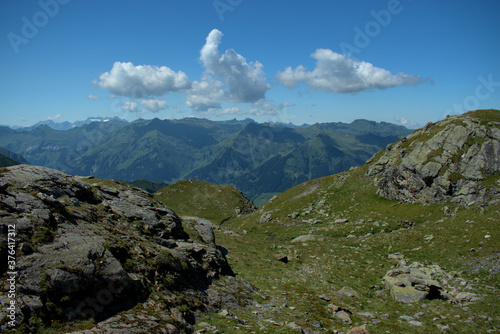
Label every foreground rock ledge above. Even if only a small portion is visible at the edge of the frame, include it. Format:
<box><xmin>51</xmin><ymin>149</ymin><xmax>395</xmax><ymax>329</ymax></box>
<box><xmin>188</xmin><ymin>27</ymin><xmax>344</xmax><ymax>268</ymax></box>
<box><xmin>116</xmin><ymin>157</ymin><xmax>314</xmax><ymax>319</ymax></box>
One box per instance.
<box><xmin>0</xmin><ymin>165</ymin><xmax>251</xmax><ymax>333</ymax></box>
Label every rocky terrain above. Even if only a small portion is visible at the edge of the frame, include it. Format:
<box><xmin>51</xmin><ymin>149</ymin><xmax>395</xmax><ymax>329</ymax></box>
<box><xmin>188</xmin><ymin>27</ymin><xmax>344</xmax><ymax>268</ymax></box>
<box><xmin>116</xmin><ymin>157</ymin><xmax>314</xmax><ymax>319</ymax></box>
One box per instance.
<box><xmin>367</xmin><ymin>110</ymin><xmax>500</xmax><ymax>207</ymax></box>
<box><xmin>0</xmin><ymin>110</ymin><xmax>498</xmax><ymax>333</ymax></box>
<box><xmin>0</xmin><ymin>165</ymin><xmax>253</xmax><ymax>333</ymax></box>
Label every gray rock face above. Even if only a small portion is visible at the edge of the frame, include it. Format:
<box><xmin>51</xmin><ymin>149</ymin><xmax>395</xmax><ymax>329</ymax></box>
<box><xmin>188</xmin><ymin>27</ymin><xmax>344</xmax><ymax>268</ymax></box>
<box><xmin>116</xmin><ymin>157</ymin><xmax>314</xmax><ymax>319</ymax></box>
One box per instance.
<box><xmin>367</xmin><ymin>112</ymin><xmax>500</xmax><ymax>207</ymax></box>
<box><xmin>0</xmin><ymin>165</ymin><xmax>236</xmax><ymax>332</ymax></box>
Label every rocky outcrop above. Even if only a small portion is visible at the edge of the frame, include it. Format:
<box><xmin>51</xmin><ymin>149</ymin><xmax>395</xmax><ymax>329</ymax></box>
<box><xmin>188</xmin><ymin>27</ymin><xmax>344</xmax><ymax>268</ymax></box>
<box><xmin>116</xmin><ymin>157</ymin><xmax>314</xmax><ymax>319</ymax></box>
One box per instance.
<box><xmin>0</xmin><ymin>165</ymin><xmax>245</xmax><ymax>332</ymax></box>
<box><xmin>366</xmin><ymin>110</ymin><xmax>500</xmax><ymax>207</ymax></box>
<box><xmin>383</xmin><ymin>266</ymin><xmax>443</xmax><ymax>304</ymax></box>
<box><xmin>383</xmin><ymin>256</ymin><xmax>481</xmax><ymax>304</ymax></box>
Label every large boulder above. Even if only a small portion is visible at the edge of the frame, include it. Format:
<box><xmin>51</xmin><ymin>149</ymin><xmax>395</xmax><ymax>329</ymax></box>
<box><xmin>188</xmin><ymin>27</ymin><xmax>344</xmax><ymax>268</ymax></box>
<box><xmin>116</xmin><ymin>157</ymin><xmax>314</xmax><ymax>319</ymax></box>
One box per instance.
<box><xmin>383</xmin><ymin>266</ymin><xmax>441</xmax><ymax>303</ymax></box>
<box><xmin>382</xmin><ymin>258</ymin><xmax>480</xmax><ymax>305</ymax></box>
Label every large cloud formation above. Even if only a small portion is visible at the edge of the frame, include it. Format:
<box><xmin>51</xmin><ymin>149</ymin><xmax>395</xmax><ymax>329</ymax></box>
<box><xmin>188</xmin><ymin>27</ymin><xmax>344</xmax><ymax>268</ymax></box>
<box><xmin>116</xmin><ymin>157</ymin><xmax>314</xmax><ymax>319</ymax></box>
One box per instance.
<box><xmin>95</xmin><ymin>30</ymin><xmax>429</xmax><ymax>115</ymax></box>
<box><xmin>199</xmin><ymin>29</ymin><xmax>270</xmax><ymax>103</ymax></box>
<box><xmin>276</xmin><ymin>49</ymin><xmax>428</xmax><ymax>93</ymax></box>
<box><xmin>97</xmin><ymin>62</ymin><xmax>191</xmax><ymax>98</ymax></box>
<box><xmin>96</xmin><ymin>30</ymin><xmax>270</xmax><ymax>113</ymax></box>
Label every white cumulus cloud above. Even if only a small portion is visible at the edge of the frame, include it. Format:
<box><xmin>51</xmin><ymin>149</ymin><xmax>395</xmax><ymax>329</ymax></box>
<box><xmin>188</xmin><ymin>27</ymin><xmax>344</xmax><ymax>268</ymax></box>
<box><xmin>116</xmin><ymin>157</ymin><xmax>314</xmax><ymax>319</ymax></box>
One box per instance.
<box><xmin>186</xmin><ymin>75</ymin><xmax>225</xmax><ymax>111</ymax></box>
<box><xmin>276</xmin><ymin>49</ymin><xmax>429</xmax><ymax>93</ymax></box>
<box><xmin>97</xmin><ymin>62</ymin><xmax>191</xmax><ymax>98</ymax></box>
<box><xmin>200</xmin><ymin>29</ymin><xmax>270</xmax><ymax>103</ymax></box>
<box><xmin>95</xmin><ymin>30</ymin><xmax>272</xmax><ymax>113</ymax></box>
<box><xmin>140</xmin><ymin>99</ymin><xmax>168</xmax><ymax>112</ymax></box>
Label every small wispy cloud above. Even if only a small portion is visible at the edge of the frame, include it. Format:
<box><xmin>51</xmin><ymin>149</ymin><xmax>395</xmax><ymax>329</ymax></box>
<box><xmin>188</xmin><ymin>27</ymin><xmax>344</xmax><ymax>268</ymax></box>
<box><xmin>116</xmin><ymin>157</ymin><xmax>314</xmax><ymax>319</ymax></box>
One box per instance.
<box><xmin>121</xmin><ymin>101</ymin><xmax>140</xmax><ymax>113</ymax></box>
<box><xmin>47</xmin><ymin>114</ymin><xmax>61</xmax><ymax>121</ymax></box>
<box><xmin>393</xmin><ymin>116</ymin><xmax>421</xmax><ymax>129</ymax></box>
<box><xmin>140</xmin><ymin>99</ymin><xmax>168</xmax><ymax>112</ymax></box>
<box><xmin>86</xmin><ymin>94</ymin><xmax>100</xmax><ymax>100</ymax></box>
<box><xmin>220</xmin><ymin>107</ymin><xmax>241</xmax><ymax>115</ymax></box>
<box><xmin>249</xmin><ymin>99</ymin><xmax>296</xmax><ymax>116</ymax></box>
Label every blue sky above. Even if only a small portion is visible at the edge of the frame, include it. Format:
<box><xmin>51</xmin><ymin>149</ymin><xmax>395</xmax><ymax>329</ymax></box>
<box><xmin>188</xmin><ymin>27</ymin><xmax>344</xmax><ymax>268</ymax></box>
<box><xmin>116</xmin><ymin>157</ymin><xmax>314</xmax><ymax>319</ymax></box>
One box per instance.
<box><xmin>1</xmin><ymin>0</ymin><xmax>499</xmax><ymax>128</ymax></box>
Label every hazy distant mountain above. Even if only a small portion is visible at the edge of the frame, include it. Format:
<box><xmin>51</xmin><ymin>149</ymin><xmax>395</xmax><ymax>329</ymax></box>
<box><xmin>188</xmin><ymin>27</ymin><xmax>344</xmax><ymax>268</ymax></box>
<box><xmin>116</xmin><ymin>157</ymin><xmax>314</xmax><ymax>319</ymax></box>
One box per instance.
<box><xmin>0</xmin><ymin>118</ymin><xmax>128</xmax><ymax>174</ymax></box>
<box><xmin>0</xmin><ymin>117</ymin><xmax>410</xmax><ymax>202</ymax></box>
<box><xmin>7</xmin><ymin>116</ymin><xmax>128</xmax><ymax>131</ymax></box>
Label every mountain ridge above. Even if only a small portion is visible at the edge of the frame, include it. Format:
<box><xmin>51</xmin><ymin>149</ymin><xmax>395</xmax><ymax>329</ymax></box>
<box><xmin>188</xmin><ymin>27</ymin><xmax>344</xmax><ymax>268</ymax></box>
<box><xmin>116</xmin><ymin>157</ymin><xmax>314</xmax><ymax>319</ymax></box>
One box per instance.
<box><xmin>0</xmin><ymin>117</ymin><xmax>411</xmax><ymax>203</ymax></box>
<box><xmin>0</xmin><ymin>147</ymin><xmax>30</xmax><ymax>167</ymax></box>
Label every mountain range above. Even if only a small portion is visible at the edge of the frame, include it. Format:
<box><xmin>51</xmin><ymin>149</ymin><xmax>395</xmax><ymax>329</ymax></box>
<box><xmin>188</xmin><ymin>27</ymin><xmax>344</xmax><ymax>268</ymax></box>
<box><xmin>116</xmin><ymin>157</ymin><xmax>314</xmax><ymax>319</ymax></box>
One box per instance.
<box><xmin>3</xmin><ymin>117</ymin><xmax>128</xmax><ymax>131</ymax></box>
<box><xmin>0</xmin><ymin>117</ymin><xmax>410</xmax><ymax>204</ymax></box>
<box><xmin>1</xmin><ymin>109</ymin><xmax>498</xmax><ymax>333</ymax></box>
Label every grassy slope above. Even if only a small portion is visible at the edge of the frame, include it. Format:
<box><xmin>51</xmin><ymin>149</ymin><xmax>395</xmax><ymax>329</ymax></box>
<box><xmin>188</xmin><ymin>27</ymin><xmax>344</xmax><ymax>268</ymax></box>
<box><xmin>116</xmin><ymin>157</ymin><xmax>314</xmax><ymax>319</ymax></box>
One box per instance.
<box><xmin>154</xmin><ymin>179</ymin><xmax>254</xmax><ymax>224</ymax></box>
<box><xmin>153</xmin><ymin>110</ymin><xmax>500</xmax><ymax>333</ymax></box>
<box><xmin>0</xmin><ymin>147</ymin><xmax>29</xmax><ymax>165</ymax></box>
<box><xmin>0</xmin><ymin>153</ymin><xmax>21</xmax><ymax>167</ymax></box>
<box><xmin>125</xmin><ymin>179</ymin><xmax>168</xmax><ymax>193</ymax></box>
<box><xmin>194</xmin><ymin>163</ymin><xmax>499</xmax><ymax>333</ymax></box>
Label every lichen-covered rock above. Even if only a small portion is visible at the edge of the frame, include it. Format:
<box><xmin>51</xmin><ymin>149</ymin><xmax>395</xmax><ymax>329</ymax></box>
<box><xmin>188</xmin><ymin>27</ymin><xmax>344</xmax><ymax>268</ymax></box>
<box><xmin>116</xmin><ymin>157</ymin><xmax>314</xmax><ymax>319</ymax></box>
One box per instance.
<box><xmin>382</xmin><ymin>260</ymin><xmax>479</xmax><ymax>305</ymax></box>
<box><xmin>366</xmin><ymin>110</ymin><xmax>500</xmax><ymax>207</ymax></box>
<box><xmin>193</xmin><ymin>218</ymin><xmax>216</xmax><ymax>245</ymax></box>
<box><xmin>383</xmin><ymin>265</ymin><xmax>442</xmax><ymax>303</ymax></box>
<box><xmin>0</xmin><ymin>165</ymin><xmax>243</xmax><ymax>332</ymax></box>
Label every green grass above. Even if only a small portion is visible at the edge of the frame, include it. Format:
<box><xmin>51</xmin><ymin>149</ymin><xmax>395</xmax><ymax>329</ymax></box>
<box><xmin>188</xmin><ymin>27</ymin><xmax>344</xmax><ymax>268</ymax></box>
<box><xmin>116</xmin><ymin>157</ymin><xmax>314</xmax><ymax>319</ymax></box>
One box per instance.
<box><xmin>154</xmin><ymin>179</ymin><xmax>255</xmax><ymax>223</ymax></box>
<box><xmin>32</xmin><ymin>226</ymin><xmax>55</xmax><ymax>243</ymax></box>
<box><xmin>426</xmin><ymin>147</ymin><xmax>444</xmax><ymax>162</ymax></box>
<box><xmin>465</xmin><ymin>109</ymin><xmax>500</xmax><ymax>125</ymax></box>
<box><xmin>479</xmin><ymin>172</ymin><xmax>500</xmax><ymax>188</ymax></box>
<box><xmin>125</xmin><ymin>179</ymin><xmax>168</xmax><ymax>193</ymax></box>
<box><xmin>154</xmin><ymin>161</ymin><xmax>500</xmax><ymax>333</ymax></box>
<box><xmin>0</xmin><ymin>154</ymin><xmax>21</xmax><ymax>167</ymax></box>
